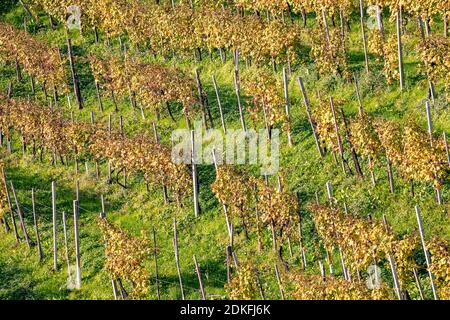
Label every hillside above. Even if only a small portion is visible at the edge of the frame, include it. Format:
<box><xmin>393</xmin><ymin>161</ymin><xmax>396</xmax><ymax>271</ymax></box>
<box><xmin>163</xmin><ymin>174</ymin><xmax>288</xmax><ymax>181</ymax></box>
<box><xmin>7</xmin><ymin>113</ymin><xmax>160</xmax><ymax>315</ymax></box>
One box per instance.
<box><xmin>0</xmin><ymin>0</ymin><xmax>449</xmax><ymax>301</ymax></box>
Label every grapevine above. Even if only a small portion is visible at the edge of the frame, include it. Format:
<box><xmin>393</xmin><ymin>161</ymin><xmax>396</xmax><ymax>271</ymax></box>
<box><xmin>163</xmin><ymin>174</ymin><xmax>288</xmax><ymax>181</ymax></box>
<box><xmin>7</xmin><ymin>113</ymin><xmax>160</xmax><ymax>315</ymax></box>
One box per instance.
<box><xmin>0</xmin><ymin>96</ymin><xmax>192</xmax><ymax>201</ymax></box>
<box><xmin>98</xmin><ymin>218</ymin><xmax>151</xmax><ymax>299</ymax></box>
<box><xmin>225</xmin><ymin>262</ymin><xmax>260</xmax><ymax>300</ymax></box>
<box><xmin>0</xmin><ymin>160</ymin><xmax>7</xmax><ymax>221</ymax></box>
<box><xmin>289</xmin><ymin>272</ymin><xmax>392</xmax><ymax>300</ymax></box>
<box><xmin>0</xmin><ymin>22</ymin><xmax>68</xmax><ymax>93</ymax></box>
<box><xmin>428</xmin><ymin>237</ymin><xmax>450</xmax><ymax>300</ymax></box>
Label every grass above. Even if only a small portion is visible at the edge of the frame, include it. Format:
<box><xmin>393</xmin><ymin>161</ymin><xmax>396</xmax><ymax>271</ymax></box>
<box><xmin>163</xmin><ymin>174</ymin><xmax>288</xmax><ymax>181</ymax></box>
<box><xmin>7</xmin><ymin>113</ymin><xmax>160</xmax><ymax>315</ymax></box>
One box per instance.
<box><xmin>0</xmin><ymin>3</ymin><xmax>449</xmax><ymax>300</ymax></box>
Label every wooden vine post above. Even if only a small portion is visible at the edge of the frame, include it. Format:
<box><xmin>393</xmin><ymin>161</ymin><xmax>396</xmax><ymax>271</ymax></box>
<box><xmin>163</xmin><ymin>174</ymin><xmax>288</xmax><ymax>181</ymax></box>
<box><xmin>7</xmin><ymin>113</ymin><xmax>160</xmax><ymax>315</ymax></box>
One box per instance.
<box><xmin>413</xmin><ymin>268</ymin><xmax>425</xmax><ymax>300</ymax></box>
<box><xmin>173</xmin><ymin>218</ymin><xmax>185</xmax><ymax>300</ymax></box>
<box><xmin>116</xmin><ymin>278</ymin><xmax>128</xmax><ymax>299</ymax></box>
<box><xmin>322</xmin><ymin>9</ymin><xmax>331</xmax><ymax>47</ymax></box>
<box><xmin>338</xmin><ymin>246</ymin><xmax>349</xmax><ymax>281</ymax></box>
<box><xmin>253</xmin><ymin>267</ymin><xmax>265</xmax><ymax>300</ymax></box>
<box><xmin>111</xmin><ymin>277</ymin><xmax>119</xmax><ymax>300</ymax></box>
<box><xmin>30</xmin><ymin>76</ymin><xmax>35</xmax><ymax>95</ymax></box>
<box><xmin>191</xmin><ymin>130</ymin><xmax>200</xmax><ymax>218</ymax></box>
<box><xmin>152</xmin><ymin>122</ymin><xmax>159</xmax><ymax>143</ymax></box>
<box><xmin>152</xmin><ymin>226</ymin><xmax>160</xmax><ymax>300</ymax></box>
<box><xmin>107</xmin><ymin>160</ymin><xmax>112</xmax><ymax>184</ymax></box>
<box><xmin>194</xmin><ymin>68</ymin><xmax>213</xmax><ymax>129</ymax></box>
<box><xmin>7</xmin><ymin>81</ymin><xmax>12</xmax><ymax>100</ymax></box>
<box><xmin>425</xmin><ymin>101</ymin><xmax>442</xmax><ymax>204</ymax></box>
<box><xmin>122</xmin><ymin>168</ymin><xmax>127</xmax><ymax>196</ymax></box>
<box><xmin>95</xmin><ymin>161</ymin><xmax>100</xmax><ymax>179</ymax></box>
<box><xmin>233</xmin><ymin>50</ymin><xmax>246</xmax><ymax>132</ymax></box>
<box><xmin>2</xmin><ymin>168</ymin><xmax>19</xmax><ymax>242</ymax></box>
<box><xmin>396</xmin><ymin>9</ymin><xmax>405</xmax><ymax>91</ymax></box>
<box><xmin>62</xmin><ymin>211</ymin><xmax>72</xmax><ymax>282</ymax></box>
<box><xmin>66</xmin><ymin>30</ymin><xmax>83</xmax><ymax>109</ymax></box>
<box><xmin>444</xmin><ymin>15</ymin><xmax>448</xmax><ymax>37</ymax></box>
<box><xmin>73</xmin><ymin>200</ymin><xmax>81</xmax><ymax>289</ymax></box>
<box><xmin>232</xmin><ymin>251</ymin><xmax>239</xmax><ymax>269</ymax></box>
<box><xmin>152</xmin><ymin>124</ymin><xmax>168</xmax><ymax>203</ymax></box>
<box><xmin>51</xmin><ymin>181</ymin><xmax>58</xmax><ymax>271</ymax></box>
<box><xmin>193</xmin><ymin>254</ymin><xmax>206</xmax><ymax>300</ymax></box>
<box><xmin>75</xmin><ymin>179</ymin><xmax>80</xmax><ymax>203</ymax></box>
<box><xmin>31</xmin><ymin>188</ymin><xmax>44</xmax><ymax>261</ymax></box>
<box><xmin>274</xmin><ymin>264</ymin><xmax>285</xmax><ymax>300</ymax></box>
<box><xmin>425</xmin><ymin>101</ymin><xmax>433</xmax><ymax>147</ymax></box>
<box><xmin>387</xmin><ymin>157</ymin><xmax>395</xmax><ymax>193</ymax></box>
<box><xmin>353</xmin><ymin>73</ymin><xmax>363</xmax><ymax>115</ymax></box>
<box><xmin>212</xmin><ymin>149</ymin><xmax>232</xmax><ymax>239</ymax></box>
<box><xmin>100</xmin><ymin>195</ymin><xmax>106</xmax><ymax>219</ymax></box>
<box><xmin>325</xmin><ymin>181</ymin><xmax>347</xmax><ymax>279</ymax></box>
<box><xmin>329</xmin><ymin>97</ymin><xmax>346</xmax><ymax>175</ymax></box>
<box><xmin>341</xmin><ymin>109</ymin><xmax>364</xmax><ymax>178</ymax></box>
<box><xmin>226</xmin><ymin>245</ymin><xmax>232</xmax><ymax>284</ymax></box>
<box><xmin>212</xmin><ymin>75</ymin><xmax>227</xmax><ymax>134</ymax></box>
<box><xmin>254</xmin><ymin>184</ymin><xmax>263</xmax><ymax>252</ymax></box>
<box><xmin>107</xmin><ymin>114</ymin><xmax>112</xmax><ymax>134</ymax></box>
<box><xmin>339</xmin><ymin>9</ymin><xmax>346</xmax><ymax>54</ymax></box>
<box><xmin>15</xmin><ymin>57</ymin><xmax>22</xmax><ymax>82</ymax></box>
<box><xmin>376</xmin><ymin>5</ymin><xmax>384</xmax><ymax>36</ymax></box>
<box><xmin>282</xmin><ymin>67</ymin><xmax>293</xmax><ymax>146</ymax></box>
<box><xmin>319</xmin><ymin>261</ymin><xmax>326</xmax><ymax>279</ymax></box>
<box><xmin>93</xmin><ymin>26</ymin><xmax>99</xmax><ymax>44</ymax></box>
<box><xmin>359</xmin><ymin>0</ymin><xmax>369</xmax><ymax>73</ymax></box>
<box><xmin>444</xmin><ymin>132</ymin><xmax>450</xmax><ymax>166</ymax></box>
<box><xmin>10</xmin><ymin>181</ymin><xmax>31</xmax><ymax>248</ymax></box>
<box><xmin>382</xmin><ymin>216</ymin><xmax>403</xmax><ymax>300</ymax></box>
<box><xmin>296</xmin><ymin>192</ymin><xmax>307</xmax><ymax>271</ymax></box>
<box><xmin>19</xmin><ymin>0</ymin><xmax>34</xmax><ymax>20</ymax></box>
<box><xmin>230</xmin><ymin>223</ymin><xmax>235</xmax><ymax>248</ymax></box>
<box><xmin>297</xmin><ymin>77</ymin><xmax>324</xmax><ymax>157</ymax></box>
<box><xmin>415</xmin><ymin>206</ymin><xmax>439</xmax><ymax>300</ymax></box>
<box><xmin>388</xmin><ymin>252</ymin><xmax>403</xmax><ymax>299</ymax></box>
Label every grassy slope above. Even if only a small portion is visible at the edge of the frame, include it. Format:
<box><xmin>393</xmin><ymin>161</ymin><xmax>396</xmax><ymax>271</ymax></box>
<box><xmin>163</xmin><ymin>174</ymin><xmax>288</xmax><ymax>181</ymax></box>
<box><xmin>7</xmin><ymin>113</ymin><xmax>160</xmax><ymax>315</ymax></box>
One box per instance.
<box><xmin>0</xmin><ymin>4</ymin><xmax>449</xmax><ymax>300</ymax></box>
